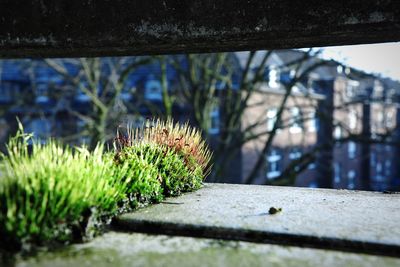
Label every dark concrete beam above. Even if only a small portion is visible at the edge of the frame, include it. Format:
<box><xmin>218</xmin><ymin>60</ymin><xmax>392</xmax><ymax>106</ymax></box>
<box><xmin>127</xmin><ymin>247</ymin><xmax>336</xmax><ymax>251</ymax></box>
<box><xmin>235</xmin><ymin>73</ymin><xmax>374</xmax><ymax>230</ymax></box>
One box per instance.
<box><xmin>1</xmin><ymin>1</ymin><xmax>400</xmax><ymax>58</ymax></box>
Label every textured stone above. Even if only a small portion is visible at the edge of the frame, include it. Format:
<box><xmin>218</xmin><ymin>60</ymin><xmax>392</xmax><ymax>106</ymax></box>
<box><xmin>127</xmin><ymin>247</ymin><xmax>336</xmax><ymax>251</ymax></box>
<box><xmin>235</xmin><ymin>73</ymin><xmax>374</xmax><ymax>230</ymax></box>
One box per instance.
<box><xmin>13</xmin><ymin>232</ymin><xmax>400</xmax><ymax>267</ymax></box>
<box><xmin>115</xmin><ymin>183</ymin><xmax>400</xmax><ymax>256</ymax></box>
<box><xmin>0</xmin><ymin>1</ymin><xmax>400</xmax><ymax>58</ymax></box>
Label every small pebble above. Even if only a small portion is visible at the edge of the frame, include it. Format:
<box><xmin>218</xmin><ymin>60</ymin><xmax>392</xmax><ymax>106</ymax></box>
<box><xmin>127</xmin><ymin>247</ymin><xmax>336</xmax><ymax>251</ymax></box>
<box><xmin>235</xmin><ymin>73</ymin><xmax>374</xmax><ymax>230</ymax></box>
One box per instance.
<box><xmin>268</xmin><ymin>207</ymin><xmax>282</xmax><ymax>215</ymax></box>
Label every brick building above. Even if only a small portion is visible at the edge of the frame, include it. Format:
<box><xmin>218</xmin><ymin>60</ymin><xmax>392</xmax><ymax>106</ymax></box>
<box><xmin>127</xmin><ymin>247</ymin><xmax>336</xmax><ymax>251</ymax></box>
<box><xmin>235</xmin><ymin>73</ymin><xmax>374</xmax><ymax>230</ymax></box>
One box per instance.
<box><xmin>0</xmin><ymin>51</ymin><xmax>399</xmax><ymax>190</ymax></box>
<box><xmin>238</xmin><ymin>50</ymin><xmax>400</xmax><ymax>190</ymax></box>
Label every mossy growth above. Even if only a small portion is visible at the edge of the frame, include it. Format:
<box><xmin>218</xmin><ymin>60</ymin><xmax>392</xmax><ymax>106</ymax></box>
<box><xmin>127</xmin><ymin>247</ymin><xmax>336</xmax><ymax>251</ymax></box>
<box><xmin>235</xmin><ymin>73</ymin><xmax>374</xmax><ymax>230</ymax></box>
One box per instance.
<box><xmin>114</xmin><ymin>119</ymin><xmax>211</xmax><ymax>198</ymax></box>
<box><xmin>0</xmin><ymin>119</ymin><xmax>212</xmax><ymax>252</ymax></box>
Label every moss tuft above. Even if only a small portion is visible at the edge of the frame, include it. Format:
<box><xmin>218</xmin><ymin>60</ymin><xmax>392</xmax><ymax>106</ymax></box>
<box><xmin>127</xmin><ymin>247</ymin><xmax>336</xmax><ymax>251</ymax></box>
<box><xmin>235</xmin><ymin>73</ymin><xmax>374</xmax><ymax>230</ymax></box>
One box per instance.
<box><xmin>0</xmin><ymin>120</ymin><xmax>212</xmax><ymax>252</ymax></box>
<box><xmin>115</xmin><ymin>118</ymin><xmax>213</xmax><ymax>176</ymax></box>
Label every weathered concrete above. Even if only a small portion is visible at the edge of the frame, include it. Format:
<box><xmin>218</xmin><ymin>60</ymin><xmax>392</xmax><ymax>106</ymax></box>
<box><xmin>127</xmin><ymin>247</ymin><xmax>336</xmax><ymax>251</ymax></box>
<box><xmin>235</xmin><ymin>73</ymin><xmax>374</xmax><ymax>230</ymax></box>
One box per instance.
<box><xmin>0</xmin><ymin>1</ymin><xmax>400</xmax><ymax>58</ymax></box>
<box><xmin>12</xmin><ymin>232</ymin><xmax>400</xmax><ymax>267</ymax></box>
<box><xmin>115</xmin><ymin>183</ymin><xmax>400</xmax><ymax>257</ymax></box>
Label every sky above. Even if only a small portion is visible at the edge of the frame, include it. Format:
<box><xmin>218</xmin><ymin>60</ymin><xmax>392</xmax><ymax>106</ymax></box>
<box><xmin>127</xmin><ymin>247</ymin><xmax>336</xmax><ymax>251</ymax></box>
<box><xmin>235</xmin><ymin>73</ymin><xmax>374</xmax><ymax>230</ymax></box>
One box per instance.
<box><xmin>317</xmin><ymin>42</ymin><xmax>400</xmax><ymax>81</ymax></box>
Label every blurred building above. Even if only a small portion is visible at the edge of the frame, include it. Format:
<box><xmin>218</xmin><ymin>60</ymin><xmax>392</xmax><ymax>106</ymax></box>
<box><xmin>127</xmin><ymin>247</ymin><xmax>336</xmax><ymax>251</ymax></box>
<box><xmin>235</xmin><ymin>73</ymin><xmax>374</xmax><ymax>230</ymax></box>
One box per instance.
<box><xmin>236</xmin><ymin>51</ymin><xmax>324</xmax><ymax>186</ymax></box>
<box><xmin>0</xmin><ymin>51</ymin><xmax>399</xmax><ymax>191</ymax></box>
<box><xmin>238</xmin><ymin>51</ymin><xmax>400</xmax><ymax>190</ymax></box>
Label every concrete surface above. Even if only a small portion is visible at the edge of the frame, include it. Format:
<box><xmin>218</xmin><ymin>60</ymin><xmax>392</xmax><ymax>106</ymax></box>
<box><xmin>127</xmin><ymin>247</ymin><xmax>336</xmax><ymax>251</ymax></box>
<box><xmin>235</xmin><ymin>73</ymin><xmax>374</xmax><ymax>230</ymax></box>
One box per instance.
<box><xmin>1</xmin><ymin>1</ymin><xmax>400</xmax><ymax>57</ymax></box>
<box><xmin>13</xmin><ymin>232</ymin><xmax>400</xmax><ymax>267</ymax></box>
<box><xmin>115</xmin><ymin>183</ymin><xmax>400</xmax><ymax>256</ymax></box>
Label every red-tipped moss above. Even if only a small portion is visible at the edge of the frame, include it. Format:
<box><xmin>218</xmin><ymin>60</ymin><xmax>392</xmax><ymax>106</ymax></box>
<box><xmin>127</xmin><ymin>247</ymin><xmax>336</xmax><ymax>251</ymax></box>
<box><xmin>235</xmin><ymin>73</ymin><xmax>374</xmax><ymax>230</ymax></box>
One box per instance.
<box><xmin>115</xmin><ymin>119</ymin><xmax>213</xmax><ymax>178</ymax></box>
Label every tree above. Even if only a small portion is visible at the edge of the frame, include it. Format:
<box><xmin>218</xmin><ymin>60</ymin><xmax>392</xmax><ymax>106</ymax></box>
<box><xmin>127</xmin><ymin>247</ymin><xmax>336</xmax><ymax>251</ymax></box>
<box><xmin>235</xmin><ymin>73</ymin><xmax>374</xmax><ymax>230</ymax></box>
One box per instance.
<box><xmin>3</xmin><ymin>49</ymin><xmax>397</xmax><ymax>189</ymax></box>
<box><xmin>43</xmin><ymin>57</ymin><xmax>153</xmax><ymax>148</ymax></box>
<box><xmin>165</xmin><ymin>49</ymin><xmax>327</xmax><ymax>183</ymax></box>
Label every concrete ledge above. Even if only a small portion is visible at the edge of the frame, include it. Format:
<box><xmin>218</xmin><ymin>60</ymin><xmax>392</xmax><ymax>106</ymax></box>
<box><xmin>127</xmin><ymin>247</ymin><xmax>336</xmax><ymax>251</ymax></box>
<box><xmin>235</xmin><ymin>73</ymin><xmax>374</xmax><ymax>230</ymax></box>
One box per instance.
<box><xmin>13</xmin><ymin>232</ymin><xmax>400</xmax><ymax>267</ymax></box>
<box><xmin>1</xmin><ymin>1</ymin><xmax>400</xmax><ymax>58</ymax></box>
<box><xmin>114</xmin><ymin>183</ymin><xmax>400</xmax><ymax>257</ymax></box>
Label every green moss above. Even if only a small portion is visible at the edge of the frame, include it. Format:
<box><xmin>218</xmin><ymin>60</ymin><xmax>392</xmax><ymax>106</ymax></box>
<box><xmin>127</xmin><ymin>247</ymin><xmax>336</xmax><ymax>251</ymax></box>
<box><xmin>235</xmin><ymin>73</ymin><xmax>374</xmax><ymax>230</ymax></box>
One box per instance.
<box><xmin>117</xmin><ymin>144</ymin><xmax>203</xmax><ymax>198</ymax></box>
<box><xmin>114</xmin><ymin>144</ymin><xmax>164</xmax><ymax>207</ymax></box>
<box><xmin>0</xmin><ymin>120</ymin><xmax>211</xmax><ymax>252</ymax></box>
<box><xmin>0</xmin><ymin>135</ymin><xmax>127</xmax><ymax>249</ymax></box>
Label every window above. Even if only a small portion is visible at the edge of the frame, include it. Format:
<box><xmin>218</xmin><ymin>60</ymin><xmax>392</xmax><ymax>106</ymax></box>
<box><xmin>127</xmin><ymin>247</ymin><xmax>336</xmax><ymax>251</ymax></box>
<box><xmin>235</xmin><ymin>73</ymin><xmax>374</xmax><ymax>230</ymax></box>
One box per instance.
<box><xmin>76</xmin><ymin>82</ymin><xmax>91</xmax><ymax>102</ymax></box>
<box><xmin>346</xmin><ymin>80</ymin><xmax>359</xmax><ymax>98</ymax></box>
<box><xmin>36</xmin><ymin>83</ymin><xmax>48</xmax><ymax>96</ymax></box>
<box><xmin>208</xmin><ymin>106</ymin><xmax>220</xmax><ymax>135</ymax></box>
<box><xmin>308</xmin><ymin>182</ymin><xmax>318</xmax><ymax>188</ymax></box>
<box><xmin>334</xmin><ymin>126</ymin><xmax>342</xmax><ymax>141</ymax></box>
<box><xmin>386</xmin><ymin>111</ymin><xmax>395</xmax><ymax>128</ymax></box>
<box><xmin>308</xmin><ymin>111</ymin><xmax>318</xmax><ymax>132</ymax></box>
<box><xmin>77</xmin><ymin>119</ymin><xmax>91</xmax><ymax>145</ymax></box>
<box><xmin>0</xmin><ymin>83</ymin><xmax>13</xmax><ymax>101</ymax></box>
<box><xmin>348</xmin><ymin>110</ymin><xmax>357</xmax><ymax>130</ymax></box>
<box><xmin>279</xmin><ymin>71</ymin><xmax>293</xmax><ymax>85</ymax></box>
<box><xmin>289</xmin><ymin>148</ymin><xmax>302</xmax><ymax>160</ymax></box>
<box><xmin>120</xmin><ymin>86</ymin><xmax>135</xmax><ymax>101</ymax></box>
<box><xmin>376</xmin><ymin>162</ymin><xmax>383</xmax><ymax>175</ymax></box>
<box><xmin>376</xmin><ymin>111</ymin><xmax>384</xmax><ymax>129</ymax></box>
<box><xmin>266</xmin><ymin>149</ymin><xmax>281</xmax><ymax>179</ymax></box>
<box><xmin>370</xmin><ymin>152</ymin><xmax>376</xmax><ymax>167</ymax></box>
<box><xmin>34</xmin><ymin>83</ymin><xmax>50</xmax><ymax>103</ymax></box>
<box><xmin>144</xmin><ymin>77</ymin><xmax>162</xmax><ymax>101</ymax></box>
<box><xmin>266</xmin><ymin>108</ymin><xmax>277</xmax><ymax>131</ymax></box>
<box><xmin>348</xmin><ymin>141</ymin><xmax>356</xmax><ymax>159</ymax></box>
<box><xmin>375</xmin><ymin>162</ymin><xmax>384</xmax><ymax>182</ymax></box>
<box><xmin>373</xmin><ymin>81</ymin><xmax>384</xmax><ymax>99</ymax></box>
<box><xmin>347</xmin><ymin>170</ymin><xmax>356</xmax><ymax>189</ymax></box>
<box><xmin>308</xmin><ymin>161</ymin><xmax>316</xmax><ymax>170</ymax></box>
<box><xmin>289</xmin><ymin>107</ymin><xmax>303</xmax><ymax>134</ymax></box>
<box><xmin>25</xmin><ymin>118</ymin><xmax>52</xmax><ymax>143</ymax></box>
<box><xmin>292</xmin><ymin>85</ymin><xmax>301</xmax><ymax>94</ymax></box>
<box><xmin>127</xmin><ymin>115</ymin><xmax>145</xmax><ymax>129</ymax></box>
<box><xmin>334</xmin><ymin>126</ymin><xmax>342</xmax><ymax>147</ymax></box>
<box><xmin>385</xmin><ymin>160</ymin><xmax>391</xmax><ymax>177</ymax></box>
<box><xmin>346</xmin><ymin>85</ymin><xmax>354</xmax><ymax>98</ymax></box>
<box><xmin>334</xmin><ymin>163</ymin><xmax>341</xmax><ymax>183</ymax></box>
<box><xmin>215</xmin><ymin>80</ymin><xmax>227</xmax><ymax>90</ymax></box>
<box><xmin>268</xmin><ymin>66</ymin><xmax>280</xmax><ymax>88</ymax></box>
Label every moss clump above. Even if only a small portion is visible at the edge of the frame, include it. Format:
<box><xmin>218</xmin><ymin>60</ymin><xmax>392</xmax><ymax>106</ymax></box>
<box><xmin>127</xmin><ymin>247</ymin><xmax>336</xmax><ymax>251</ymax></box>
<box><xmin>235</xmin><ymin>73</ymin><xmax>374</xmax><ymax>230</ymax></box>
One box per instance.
<box><xmin>116</xmin><ymin>143</ymin><xmax>203</xmax><ymax>199</ymax></box>
<box><xmin>113</xmin><ymin>144</ymin><xmax>165</xmax><ymax>208</ymax></box>
<box><xmin>116</xmin><ymin>119</ymin><xmax>212</xmax><ymax>175</ymax></box>
<box><xmin>114</xmin><ymin>118</ymin><xmax>212</xmax><ymax>197</ymax></box>
<box><xmin>0</xmin><ymin>134</ymin><xmax>128</xmax><ymax>250</ymax></box>
<box><xmin>0</xmin><ymin>120</ymin><xmax>212</xmax><ymax>252</ymax></box>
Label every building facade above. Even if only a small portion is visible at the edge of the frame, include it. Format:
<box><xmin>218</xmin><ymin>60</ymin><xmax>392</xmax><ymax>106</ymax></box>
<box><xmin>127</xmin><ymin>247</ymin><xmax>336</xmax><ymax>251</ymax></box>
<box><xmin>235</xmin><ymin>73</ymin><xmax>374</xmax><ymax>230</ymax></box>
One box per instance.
<box><xmin>238</xmin><ymin>50</ymin><xmax>400</xmax><ymax>191</ymax></box>
<box><xmin>0</xmin><ymin>51</ymin><xmax>399</xmax><ymax>190</ymax></box>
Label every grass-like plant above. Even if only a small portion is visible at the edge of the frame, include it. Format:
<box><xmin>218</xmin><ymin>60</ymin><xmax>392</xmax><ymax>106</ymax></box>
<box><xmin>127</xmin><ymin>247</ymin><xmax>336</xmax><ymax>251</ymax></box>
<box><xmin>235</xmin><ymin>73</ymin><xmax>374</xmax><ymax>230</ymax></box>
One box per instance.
<box><xmin>116</xmin><ymin>119</ymin><xmax>212</xmax><ymax>176</ymax></box>
<box><xmin>0</xmin><ymin>129</ymin><xmax>129</xmax><ymax>250</ymax></box>
<box><xmin>0</xmin><ymin>119</ymin><xmax>212</xmax><ymax>252</ymax></box>
<box><xmin>114</xmin><ymin>119</ymin><xmax>212</xmax><ymax>197</ymax></box>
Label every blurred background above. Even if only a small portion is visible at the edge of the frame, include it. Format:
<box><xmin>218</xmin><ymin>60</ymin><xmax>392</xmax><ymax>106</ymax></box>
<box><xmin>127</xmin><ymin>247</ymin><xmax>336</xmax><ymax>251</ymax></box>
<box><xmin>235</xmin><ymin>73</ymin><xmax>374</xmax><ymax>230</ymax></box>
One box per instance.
<box><xmin>0</xmin><ymin>43</ymin><xmax>399</xmax><ymax>191</ymax></box>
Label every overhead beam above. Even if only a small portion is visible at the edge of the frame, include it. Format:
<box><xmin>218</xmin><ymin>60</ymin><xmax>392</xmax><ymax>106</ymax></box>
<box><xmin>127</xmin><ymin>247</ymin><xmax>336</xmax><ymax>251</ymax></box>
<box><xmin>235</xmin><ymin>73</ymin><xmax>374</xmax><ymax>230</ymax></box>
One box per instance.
<box><xmin>0</xmin><ymin>0</ymin><xmax>400</xmax><ymax>58</ymax></box>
